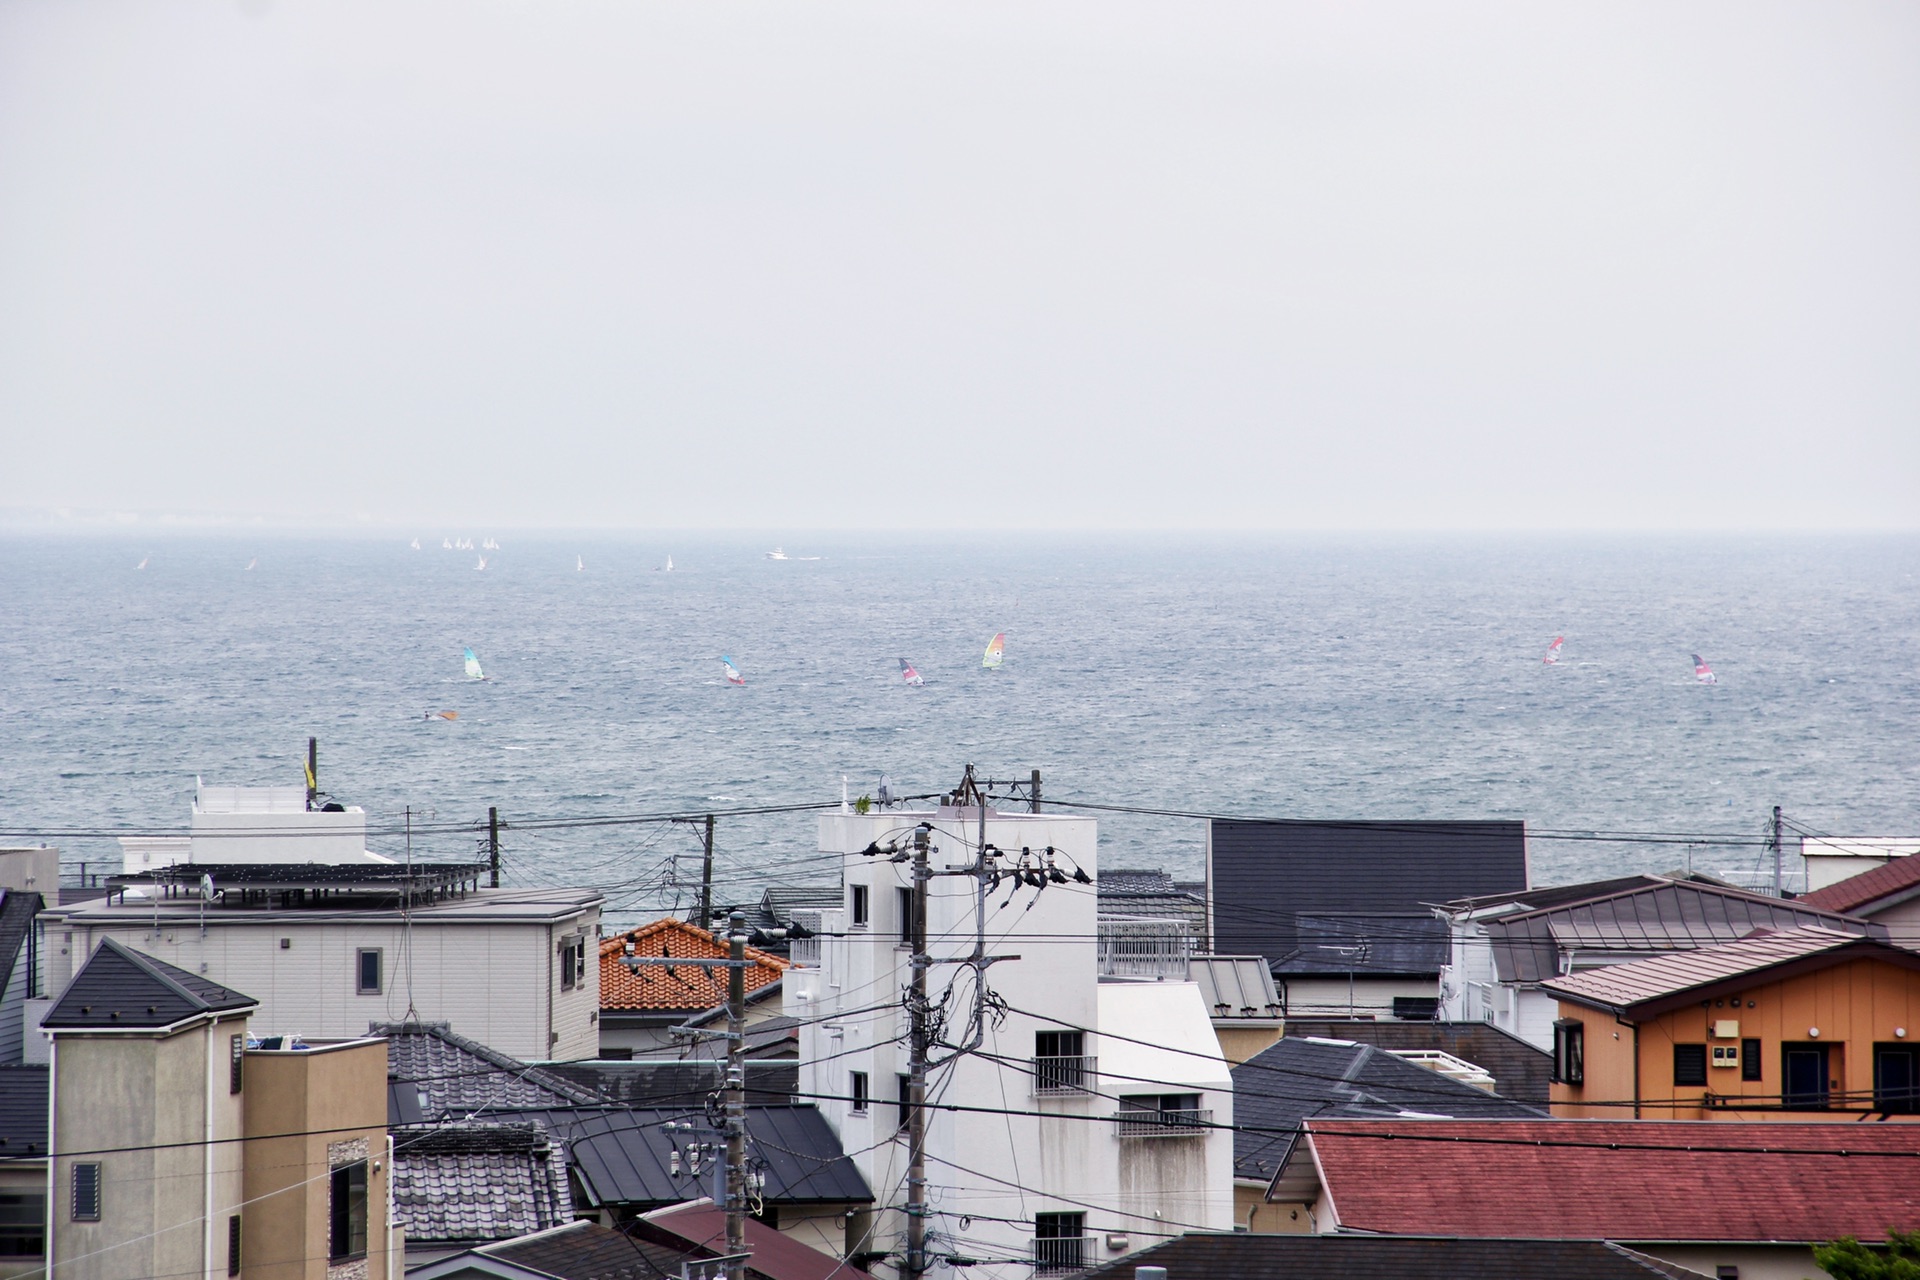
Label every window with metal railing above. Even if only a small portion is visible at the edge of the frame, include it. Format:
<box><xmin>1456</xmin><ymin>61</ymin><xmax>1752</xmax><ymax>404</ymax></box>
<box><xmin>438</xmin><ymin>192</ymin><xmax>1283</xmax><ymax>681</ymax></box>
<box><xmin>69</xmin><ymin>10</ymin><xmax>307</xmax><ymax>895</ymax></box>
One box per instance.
<box><xmin>1031</xmin><ymin>1031</ymin><xmax>1095</xmax><ymax>1096</ymax></box>
<box><xmin>1031</xmin><ymin>1213</ymin><xmax>1088</xmax><ymax>1272</ymax></box>
<box><xmin>1116</xmin><ymin>1093</ymin><xmax>1209</xmax><ymax>1137</ymax></box>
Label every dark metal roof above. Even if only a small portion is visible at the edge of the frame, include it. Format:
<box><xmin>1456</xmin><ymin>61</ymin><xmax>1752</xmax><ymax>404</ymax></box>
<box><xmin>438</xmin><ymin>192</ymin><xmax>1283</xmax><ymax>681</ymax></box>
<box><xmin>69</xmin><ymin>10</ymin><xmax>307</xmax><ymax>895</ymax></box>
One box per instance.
<box><xmin>1281</xmin><ymin>1020</ymin><xmax>1552</xmax><ymax>1108</ymax></box>
<box><xmin>1270</xmin><ymin>913</ymin><xmax>1450</xmax><ymax>977</ymax></box>
<box><xmin>468</xmin><ymin>1220</ymin><xmax>705</xmax><ymax>1280</ymax></box>
<box><xmin>1209</xmin><ymin>820</ymin><xmax>1526</xmax><ymax>960</ymax></box>
<box><xmin>0</xmin><ymin>1066</ymin><xmax>49</xmax><ymax>1155</ymax></box>
<box><xmin>1230</xmin><ymin>1036</ymin><xmax>1543</xmax><ymax>1183</ymax></box>
<box><xmin>43</xmin><ymin>937</ymin><xmax>257</xmax><ymax>1029</ymax></box>
<box><xmin>1098</xmin><ymin>869</ymin><xmax>1178</xmax><ymax>893</ymax></box>
<box><xmin>0</xmin><ymin>892</ymin><xmax>42</xmax><ymax>1010</ymax></box>
<box><xmin>537</xmin><ymin>1059</ymin><xmax>798</xmax><ymax>1106</ymax></box>
<box><xmin>1542</xmin><ymin>925</ymin><xmax>1920</xmax><ymax>1017</ymax></box>
<box><xmin>520</xmin><ymin>1105</ymin><xmax>871</xmax><ymax>1210</ymax></box>
<box><xmin>1072</xmin><ymin>1233</ymin><xmax>1713</xmax><ymax>1280</ymax></box>
<box><xmin>1486</xmin><ymin>879</ymin><xmax>1875</xmax><ymax>983</ymax></box>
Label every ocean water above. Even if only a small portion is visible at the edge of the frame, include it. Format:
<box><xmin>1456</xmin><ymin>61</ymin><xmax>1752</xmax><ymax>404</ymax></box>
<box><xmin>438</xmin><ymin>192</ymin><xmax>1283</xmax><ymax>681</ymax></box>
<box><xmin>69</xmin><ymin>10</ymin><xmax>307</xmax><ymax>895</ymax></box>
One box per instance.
<box><xmin>2</xmin><ymin>531</ymin><xmax>1916</xmax><ymax>926</ymax></box>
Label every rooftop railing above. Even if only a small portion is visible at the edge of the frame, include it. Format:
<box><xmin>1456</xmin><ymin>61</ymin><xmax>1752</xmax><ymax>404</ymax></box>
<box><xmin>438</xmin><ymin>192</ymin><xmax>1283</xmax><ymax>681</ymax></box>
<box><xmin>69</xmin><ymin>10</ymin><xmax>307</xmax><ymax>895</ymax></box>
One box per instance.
<box><xmin>1096</xmin><ymin>916</ymin><xmax>1191</xmax><ymax>979</ymax></box>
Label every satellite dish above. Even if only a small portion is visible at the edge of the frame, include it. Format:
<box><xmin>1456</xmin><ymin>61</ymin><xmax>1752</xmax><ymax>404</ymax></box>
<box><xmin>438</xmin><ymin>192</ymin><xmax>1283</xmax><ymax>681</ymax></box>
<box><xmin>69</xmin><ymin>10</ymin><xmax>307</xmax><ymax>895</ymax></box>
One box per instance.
<box><xmin>200</xmin><ymin>874</ymin><xmax>216</xmax><ymax>902</ymax></box>
<box><xmin>877</xmin><ymin>775</ymin><xmax>894</xmax><ymax>807</ymax></box>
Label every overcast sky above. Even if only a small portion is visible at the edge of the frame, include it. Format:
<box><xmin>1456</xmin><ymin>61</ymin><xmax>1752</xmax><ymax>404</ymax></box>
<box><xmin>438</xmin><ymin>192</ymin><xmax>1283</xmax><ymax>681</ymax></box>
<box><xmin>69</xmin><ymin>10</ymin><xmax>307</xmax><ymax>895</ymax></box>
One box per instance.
<box><xmin>1</xmin><ymin>2</ymin><xmax>1915</xmax><ymax>531</ymax></box>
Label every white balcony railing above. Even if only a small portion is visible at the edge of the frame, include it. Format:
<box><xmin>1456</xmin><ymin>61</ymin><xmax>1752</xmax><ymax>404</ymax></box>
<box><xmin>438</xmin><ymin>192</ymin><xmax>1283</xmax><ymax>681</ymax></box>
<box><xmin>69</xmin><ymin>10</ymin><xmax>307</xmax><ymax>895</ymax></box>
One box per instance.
<box><xmin>1115</xmin><ymin>1108</ymin><xmax>1212</xmax><ymax>1138</ymax></box>
<box><xmin>1030</xmin><ymin>1235</ymin><xmax>1097</xmax><ymax>1273</ymax></box>
<box><xmin>1030</xmin><ymin>1055</ymin><xmax>1097</xmax><ymax>1097</ymax></box>
<box><xmin>1096</xmin><ymin>916</ymin><xmax>1191</xmax><ymax>979</ymax></box>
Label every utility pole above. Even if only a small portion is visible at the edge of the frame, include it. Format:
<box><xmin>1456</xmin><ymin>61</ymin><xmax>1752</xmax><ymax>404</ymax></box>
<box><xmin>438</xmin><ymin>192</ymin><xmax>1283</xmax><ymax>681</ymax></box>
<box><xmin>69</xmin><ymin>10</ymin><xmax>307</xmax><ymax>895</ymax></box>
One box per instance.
<box><xmin>488</xmin><ymin>807</ymin><xmax>500</xmax><ymax>888</ymax></box>
<box><xmin>305</xmin><ymin>737</ymin><xmax>318</xmax><ymax>811</ymax></box>
<box><xmin>904</xmin><ymin>824</ymin><xmax>931</xmax><ymax>1280</ymax></box>
<box><xmin>1029</xmin><ymin>768</ymin><xmax>1042</xmax><ymax>814</ymax></box>
<box><xmin>725</xmin><ymin>911</ymin><xmax>749</xmax><ymax>1280</ymax></box>
<box><xmin>700</xmin><ymin>815</ymin><xmax>716</xmax><ymax>928</ymax></box>
<box><xmin>1770</xmin><ymin>806</ymin><xmax>1784</xmax><ymax>897</ymax></box>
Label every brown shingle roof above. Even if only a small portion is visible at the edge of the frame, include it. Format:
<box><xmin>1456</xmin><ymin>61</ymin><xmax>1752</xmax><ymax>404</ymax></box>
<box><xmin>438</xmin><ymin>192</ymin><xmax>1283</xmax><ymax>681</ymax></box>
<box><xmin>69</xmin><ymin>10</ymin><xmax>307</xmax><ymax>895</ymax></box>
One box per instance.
<box><xmin>601</xmin><ymin>918</ymin><xmax>787</xmax><ymax>1013</ymax></box>
<box><xmin>1799</xmin><ymin>853</ymin><xmax>1920</xmax><ymax>914</ymax></box>
<box><xmin>1295</xmin><ymin>1119</ymin><xmax>1920</xmax><ymax>1242</ymax></box>
<box><xmin>1540</xmin><ymin>925</ymin><xmax>1905</xmax><ymax>1015</ymax></box>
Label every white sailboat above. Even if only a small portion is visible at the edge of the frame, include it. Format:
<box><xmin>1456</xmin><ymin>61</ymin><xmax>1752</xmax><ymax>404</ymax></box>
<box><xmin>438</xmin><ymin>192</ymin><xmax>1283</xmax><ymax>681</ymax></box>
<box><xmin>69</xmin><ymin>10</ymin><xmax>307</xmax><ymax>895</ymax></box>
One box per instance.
<box><xmin>766</xmin><ymin>547</ymin><xmax>789</xmax><ymax>561</ymax></box>
<box><xmin>475</xmin><ymin>555</ymin><xmax>488</xmax><ymax>571</ymax></box>
<box><xmin>464</xmin><ymin>648</ymin><xmax>486</xmax><ymax>680</ymax></box>
<box><xmin>245</xmin><ymin>558</ymin><xmax>258</xmax><ymax>571</ymax></box>
<box><xmin>657</xmin><ymin>554</ymin><xmax>673</xmax><ymax>572</ymax></box>
<box><xmin>136</xmin><ymin>556</ymin><xmax>149</xmax><ymax>570</ymax></box>
<box><xmin>576</xmin><ymin>555</ymin><xmax>585</xmax><ymax>572</ymax></box>
<box><xmin>410</xmin><ymin>538</ymin><xmax>421</xmax><ymax>550</ymax></box>
<box><xmin>442</xmin><ymin>538</ymin><xmax>452</xmax><ymax>550</ymax></box>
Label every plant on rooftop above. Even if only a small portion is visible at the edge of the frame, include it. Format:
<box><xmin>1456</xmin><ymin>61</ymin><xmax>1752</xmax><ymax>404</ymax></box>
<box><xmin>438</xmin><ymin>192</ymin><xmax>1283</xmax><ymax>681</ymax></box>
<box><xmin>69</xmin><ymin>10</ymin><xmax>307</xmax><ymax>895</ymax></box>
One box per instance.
<box><xmin>1812</xmin><ymin>1230</ymin><xmax>1920</xmax><ymax>1280</ymax></box>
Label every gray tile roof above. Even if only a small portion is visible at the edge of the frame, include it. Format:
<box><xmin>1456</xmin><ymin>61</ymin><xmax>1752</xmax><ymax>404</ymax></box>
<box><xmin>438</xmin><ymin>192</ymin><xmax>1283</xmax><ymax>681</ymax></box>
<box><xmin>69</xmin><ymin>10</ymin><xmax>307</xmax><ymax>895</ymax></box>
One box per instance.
<box><xmin>1230</xmin><ymin>1035</ymin><xmax>1543</xmax><ymax>1183</ymax></box>
<box><xmin>1480</xmin><ymin>878</ymin><xmax>1874</xmax><ymax>983</ymax></box>
<box><xmin>1187</xmin><ymin>956</ymin><xmax>1283</xmax><ymax>1020</ymax></box>
<box><xmin>1098</xmin><ymin>869</ymin><xmax>1178</xmax><ymax>894</ymax></box>
<box><xmin>392</xmin><ymin>1121</ymin><xmax>573</xmax><ymax>1247</ymax></box>
<box><xmin>1280</xmin><ymin>1020</ymin><xmax>1552</xmax><ymax>1107</ymax></box>
<box><xmin>43</xmin><ymin>937</ymin><xmax>256</xmax><ymax>1030</ymax></box>
<box><xmin>1209</xmin><ymin>820</ymin><xmax>1526</xmax><ymax>961</ymax></box>
<box><xmin>380</xmin><ymin>1022</ymin><xmax>601</xmax><ymax>1118</ymax></box>
<box><xmin>1072</xmin><ymin>1233</ymin><xmax>1714</xmax><ymax>1280</ymax></box>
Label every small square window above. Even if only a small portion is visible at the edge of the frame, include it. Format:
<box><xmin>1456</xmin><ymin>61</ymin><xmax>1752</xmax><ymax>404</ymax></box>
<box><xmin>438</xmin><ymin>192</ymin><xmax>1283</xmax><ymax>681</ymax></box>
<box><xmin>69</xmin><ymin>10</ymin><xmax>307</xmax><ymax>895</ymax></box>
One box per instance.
<box><xmin>560</xmin><ymin>935</ymin><xmax>587</xmax><ymax>990</ymax></box>
<box><xmin>71</xmin><ymin>1163</ymin><xmax>100</xmax><ymax>1222</ymax></box>
<box><xmin>850</xmin><ymin>1071</ymin><xmax>869</xmax><ymax>1114</ymax></box>
<box><xmin>356</xmin><ymin>949</ymin><xmax>382</xmax><ymax>995</ymax></box>
<box><xmin>329</xmin><ymin>1163</ymin><xmax>368</xmax><ymax>1261</ymax></box>
<box><xmin>897</xmin><ymin>888</ymin><xmax>914</xmax><ymax>946</ymax></box>
<box><xmin>850</xmin><ymin>885</ymin><xmax>869</xmax><ymax>927</ymax></box>
<box><xmin>1674</xmin><ymin>1043</ymin><xmax>1708</xmax><ymax>1087</ymax></box>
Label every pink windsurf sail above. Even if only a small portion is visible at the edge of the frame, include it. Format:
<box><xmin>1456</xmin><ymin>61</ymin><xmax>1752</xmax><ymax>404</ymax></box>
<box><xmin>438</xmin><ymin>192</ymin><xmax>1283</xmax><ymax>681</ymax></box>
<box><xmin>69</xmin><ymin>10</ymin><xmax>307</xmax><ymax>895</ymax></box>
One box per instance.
<box><xmin>1692</xmin><ymin>654</ymin><xmax>1717</xmax><ymax>685</ymax></box>
<box><xmin>1544</xmin><ymin>636</ymin><xmax>1564</xmax><ymax>665</ymax></box>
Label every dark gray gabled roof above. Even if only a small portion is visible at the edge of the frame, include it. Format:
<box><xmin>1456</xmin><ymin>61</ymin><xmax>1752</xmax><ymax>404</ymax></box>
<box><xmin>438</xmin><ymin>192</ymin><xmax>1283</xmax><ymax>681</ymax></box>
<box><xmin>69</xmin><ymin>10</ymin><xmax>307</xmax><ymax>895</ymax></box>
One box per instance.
<box><xmin>1485</xmin><ymin>878</ymin><xmax>1874</xmax><ymax>983</ymax></box>
<box><xmin>520</xmin><ymin>1105</ymin><xmax>870</xmax><ymax>1210</ymax></box>
<box><xmin>1280</xmin><ymin>1019</ymin><xmax>1553</xmax><ymax>1108</ymax></box>
<box><xmin>1269</xmin><ymin>913</ymin><xmax>1450</xmax><ymax>977</ymax></box>
<box><xmin>1072</xmin><ymin>1233</ymin><xmax>1714</xmax><ymax>1280</ymax></box>
<box><xmin>43</xmin><ymin>937</ymin><xmax>256</xmax><ymax>1030</ymax></box>
<box><xmin>0</xmin><ymin>891</ymin><xmax>42</xmax><ymax>1003</ymax></box>
<box><xmin>1230</xmin><ymin>1035</ymin><xmax>1543</xmax><ymax>1183</ymax></box>
<box><xmin>0</xmin><ymin>1066</ymin><xmax>49</xmax><ymax>1155</ymax></box>
<box><xmin>536</xmin><ymin>1058</ymin><xmax>798</xmax><ymax>1106</ymax></box>
<box><xmin>1209</xmin><ymin>820</ymin><xmax>1526</xmax><ymax>960</ymax></box>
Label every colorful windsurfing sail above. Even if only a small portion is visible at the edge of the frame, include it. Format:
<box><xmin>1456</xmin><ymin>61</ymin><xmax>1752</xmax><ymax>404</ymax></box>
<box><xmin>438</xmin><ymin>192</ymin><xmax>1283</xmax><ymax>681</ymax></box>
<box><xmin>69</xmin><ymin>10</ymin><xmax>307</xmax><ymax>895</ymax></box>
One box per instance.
<box><xmin>721</xmin><ymin>655</ymin><xmax>746</xmax><ymax>685</ymax></box>
<box><xmin>982</xmin><ymin>633</ymin><xmax>1005</xmax><ymax>669</ymax></box>
<box><xmin>464</xmin><ymin>648</ymin><xmax>486</xmax><ymax>681</ymax></box>
<box><xmin>1692</xmin><ymin>653</ymin><xmax>1717</xmax><ymax>685</ymax></box>
<box><xmin>1543</xmin><ymin>636</ymin><xmax>1564</xmax><ymax>665</ymax></box>
<box><xmin>899</xmin><ymin>659</ymin><xmax>924</xmax><ymax>686</ymax></box>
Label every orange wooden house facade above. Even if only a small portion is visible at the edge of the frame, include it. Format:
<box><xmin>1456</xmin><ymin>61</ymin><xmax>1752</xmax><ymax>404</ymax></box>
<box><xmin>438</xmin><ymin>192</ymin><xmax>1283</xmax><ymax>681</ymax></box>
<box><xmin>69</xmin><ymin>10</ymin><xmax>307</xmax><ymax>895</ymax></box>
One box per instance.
<box><xmin>1543</xmin><ymin>925</ymin><xmax>1920</xmax><ymax>1120</ymax></box>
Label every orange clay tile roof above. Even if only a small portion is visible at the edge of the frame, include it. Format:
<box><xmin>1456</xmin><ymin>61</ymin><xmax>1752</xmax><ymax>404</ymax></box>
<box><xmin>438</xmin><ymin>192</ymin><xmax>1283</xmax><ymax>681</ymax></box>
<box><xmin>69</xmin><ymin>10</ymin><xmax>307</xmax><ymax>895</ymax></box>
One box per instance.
<box><xmin>600</xmin><ymin>918</ymin><xmax>788</xmax><ymax>1013</ymax></box>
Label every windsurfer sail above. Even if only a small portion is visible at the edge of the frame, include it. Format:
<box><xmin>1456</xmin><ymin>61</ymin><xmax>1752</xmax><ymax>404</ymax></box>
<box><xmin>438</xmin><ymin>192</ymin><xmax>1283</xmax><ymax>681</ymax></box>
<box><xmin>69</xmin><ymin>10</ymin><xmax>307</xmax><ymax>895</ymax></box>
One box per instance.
<box><xmin>245</xmin><ymin>558</ymin><xmax>258</xmax><ymax>571</ymax></box>
<box><xmin>410</xmin><ymin>538</ymin><xmax>421</xmax><ymax>550</ymax></box>
<box><xmin>721</xmin><ymin>656</ymin><xmax>746</xmax><ymax>686</ymax></box>
<box><xmin>1692</xmin><ymin>654</ymin><xmax>1718</xmax><ymax>685</ymax></box>
<box><xmin>899</xmin><ymin>659</ymin><xmax>924</xmax><ymax>686</ymax></box>
<box><xmin>982</xmin><ymin>633</ymin><xmax>1005</xmax><ymax>669</ymax></box>
<box><xmin>1543</xmin><ymin>636</ymin><xmax>1564</xmax><ymax>665</ymax></box>
<box><xmin>475</xmin><ymin>555</ymin><xmax>488</xmax><ymax>571</ymax></box>
<box><xmin>576</xmin><ymin>555</ymin><xmax>585</xmax><ymax>572</ymax></box>
<box><xmin>464</xmin><ymin>648</ymin><xmax>486</xmax><ymax>681</ymax></box>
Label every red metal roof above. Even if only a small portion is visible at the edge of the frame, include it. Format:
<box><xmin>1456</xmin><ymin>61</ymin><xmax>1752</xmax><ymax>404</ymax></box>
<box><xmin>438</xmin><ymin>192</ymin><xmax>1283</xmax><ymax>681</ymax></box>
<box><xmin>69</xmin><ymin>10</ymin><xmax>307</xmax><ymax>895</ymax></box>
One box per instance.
<box><xmin>1539</xmin><ymin>925</ymin><xmax>1868</xmax><ymax>1013</ymax></box>
<box><xmin>601</xmin><ymin>918</ymin><xmax>787</xmax><ymax>1012</ymax></box>
<box><xmin>1800</xmin><ymin>854</ymin><xmax>1920</xmax><ymax>914</ymax></box>
<box><xmin>643</xmin><ymin>1201</ymin><xmax>867</xmax><ymax>1280</ymax></box>
<box><xmin>1299</xmin><ymin>1119</ymin><xmax>1920</xmax><ymax>1241</ymax></box>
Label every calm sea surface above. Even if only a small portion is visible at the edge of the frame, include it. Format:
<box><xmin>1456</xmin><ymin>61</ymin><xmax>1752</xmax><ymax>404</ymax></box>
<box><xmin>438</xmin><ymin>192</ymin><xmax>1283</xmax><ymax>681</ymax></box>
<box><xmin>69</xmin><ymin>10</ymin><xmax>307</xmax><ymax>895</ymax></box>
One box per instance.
<box><xmin>2</xmin><ymin>531</ymin><xmax>1915</xmax><ymax>926</ymax></box>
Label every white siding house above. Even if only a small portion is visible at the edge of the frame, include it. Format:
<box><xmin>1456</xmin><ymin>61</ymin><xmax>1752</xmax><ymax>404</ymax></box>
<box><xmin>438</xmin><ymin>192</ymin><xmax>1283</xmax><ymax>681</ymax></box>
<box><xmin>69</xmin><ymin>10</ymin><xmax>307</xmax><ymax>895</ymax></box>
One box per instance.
<box><xmin>790</xmin><ymin>807</ymin><xmax>1233</xmax><ymax>1280</ymax></box>
<box><xmin>38</xmin><ymin>877</ymin><xmax>602</xmax><ymax>1061</ymax></box>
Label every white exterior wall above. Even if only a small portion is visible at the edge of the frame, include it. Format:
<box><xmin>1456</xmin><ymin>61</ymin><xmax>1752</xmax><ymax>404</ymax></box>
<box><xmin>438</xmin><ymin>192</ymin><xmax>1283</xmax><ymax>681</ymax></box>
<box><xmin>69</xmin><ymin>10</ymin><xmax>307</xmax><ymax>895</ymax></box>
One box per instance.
<box><xmin>1438</xmin><ymin>917</ymin><xmax>1555</xmax><ymax>1051</ymax></box>
<box><xmin>43</xmin><ymin>900</ymin><xmax>600</xmax><ymax>1061</ymax></box>
<box><xmin>1274</xmin><ymin>975</ymin><xmax>1437</xmax><ymax>1021</ymax></box>
<box><xmin>792</xmin><ymin>809</ymin><xmax>1232</xmax><ymax>1280</ymax></box>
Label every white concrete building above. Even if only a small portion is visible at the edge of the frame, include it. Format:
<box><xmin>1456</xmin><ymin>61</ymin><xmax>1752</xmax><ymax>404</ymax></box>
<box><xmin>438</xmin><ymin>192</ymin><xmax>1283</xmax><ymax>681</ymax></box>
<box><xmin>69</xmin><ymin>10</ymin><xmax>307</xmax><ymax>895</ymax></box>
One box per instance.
<box><xmin>118</xmin><ymin>781</ymin><xmax>395</xmax><ymax>876</ymax></box>
<box><xmin>790</xmin><ymin>807</ymin><xmax>1233</xmax><ymax>1280</ymax></box>
<box><xmin>36</xmin><ymin>865</ymin><xmax>602</xmax><ymax>1061</ymax></box>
